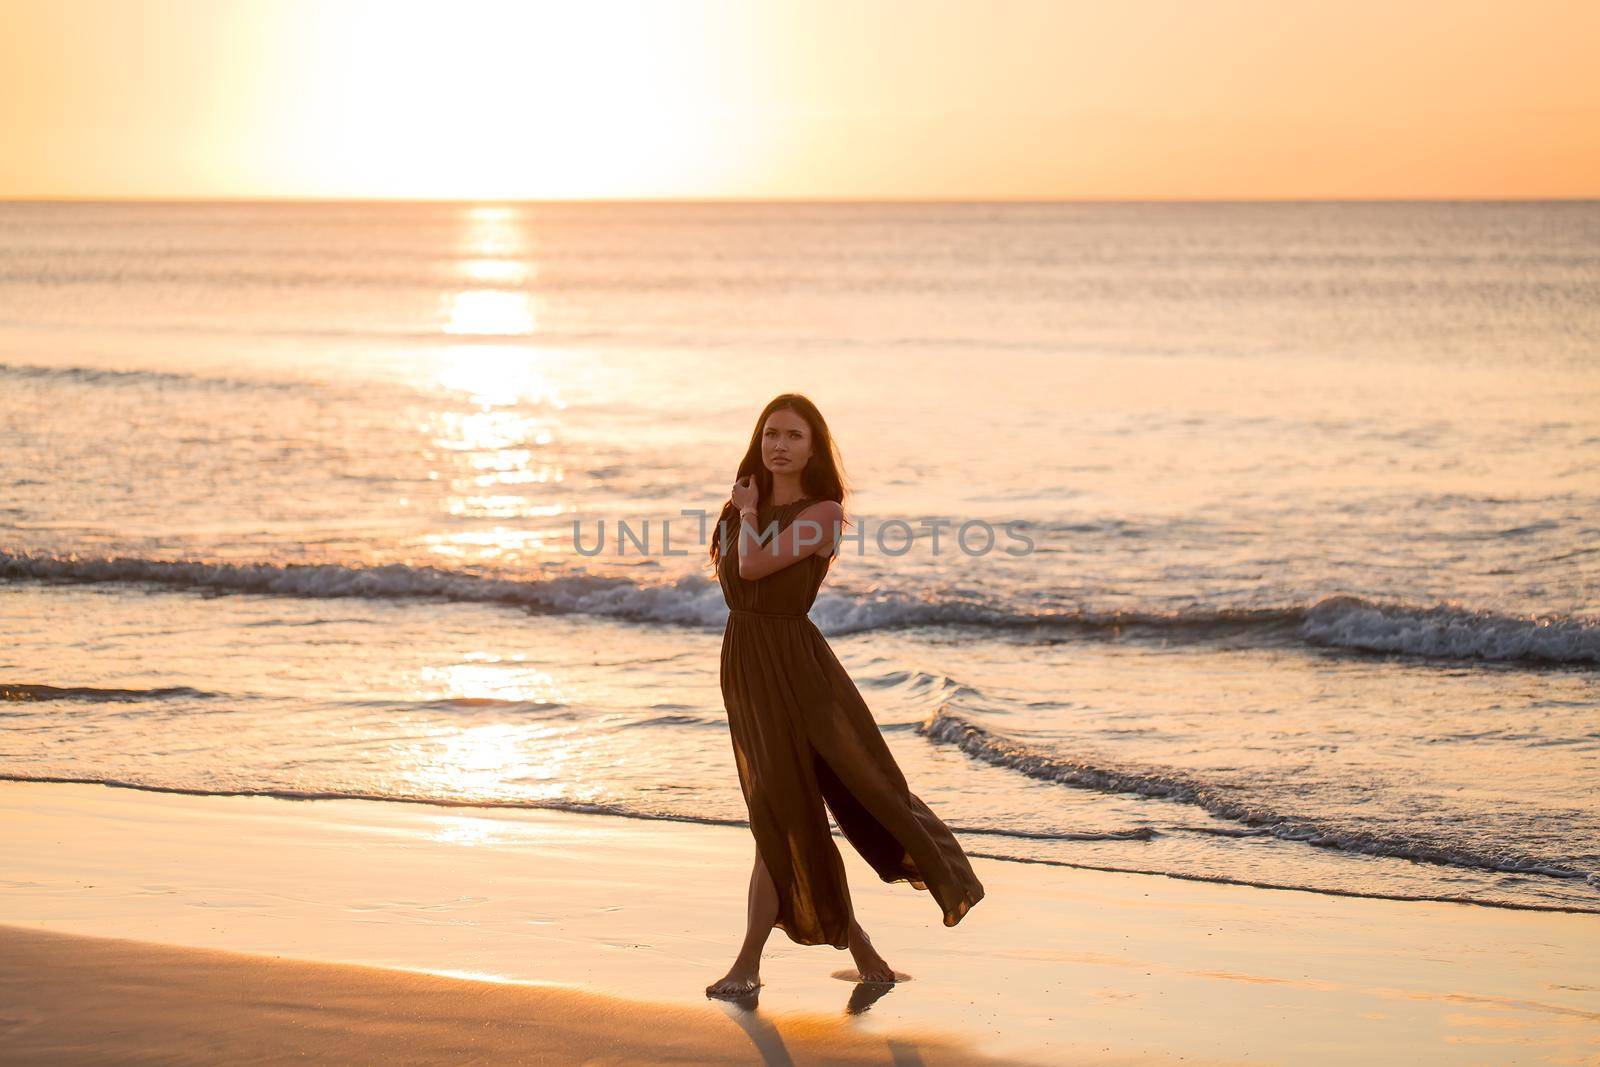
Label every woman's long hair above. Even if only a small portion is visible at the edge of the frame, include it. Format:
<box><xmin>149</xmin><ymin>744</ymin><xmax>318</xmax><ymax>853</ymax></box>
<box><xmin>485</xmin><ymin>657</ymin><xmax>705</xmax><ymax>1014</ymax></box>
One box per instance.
<box><xmin>707</xmin><ymin>394</ymin><xmax>852</xmax><ymax>569</ymax></box>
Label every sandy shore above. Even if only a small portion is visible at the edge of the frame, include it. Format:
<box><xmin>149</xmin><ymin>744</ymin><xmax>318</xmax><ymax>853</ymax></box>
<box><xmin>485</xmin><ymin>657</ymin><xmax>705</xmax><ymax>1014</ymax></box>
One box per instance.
<box><xmin>2</xmin><ymin>781</ymin><xmax>1597</xmax><ymax>1065</ymax></box>
<box><xmin>0</xmin><ymin>924</ymin><xmax>1037</xmax><ymax>1067</ymax></box>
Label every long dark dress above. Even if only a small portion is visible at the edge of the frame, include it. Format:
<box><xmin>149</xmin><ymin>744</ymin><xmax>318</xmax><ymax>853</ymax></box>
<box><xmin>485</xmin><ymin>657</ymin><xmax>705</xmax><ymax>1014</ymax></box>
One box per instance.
<box><xmin>717</xmin><ymin>495</ymin><xmax>986</xmax><ymax>949</ymax></box>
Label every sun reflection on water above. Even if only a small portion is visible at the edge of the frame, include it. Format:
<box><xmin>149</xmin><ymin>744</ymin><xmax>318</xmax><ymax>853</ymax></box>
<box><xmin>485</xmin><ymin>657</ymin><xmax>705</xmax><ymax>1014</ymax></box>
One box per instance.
<box><xmin>442</xmin><ymin>207</ymin><xmax>540</xmax><ymax>336</ymax></box>
<box><xmin>393</xmin><ymin>720</ymin><xmax>598</xmax><ymax>805</ymax></box>
<box><xmin>420</xmin><ymin>527</ymin><xmax>554</xmax><ymax>559</ymax></box>
<box><xmin>415</xmin><ymin>661</ymin><xmax>566</xmax><ymax>705</ymax></box>
<box><xmin>430</xmin><ymin>410</ymin><xmax>552</xmax><ymax>452</ymax></box>
<box><xmin>431</xmin><ymin>345</ymin><xmax>567</xmax><ymax>411</ymax></box>
<box><xmin>461</xmin><ymin>257</ymin><xmax>531</xmax><ymax>285</ymax></box>
<box><xmin>469</xmin><ymin>464</ymin><xmax>561</xmax><ymax>488</ymax></box>
<box><xmin>445</xmin><ymin>496</ymin><xmax>566</xmax><ymax>520</ymax></box>
<box><xmin>384</xmin><ymin>650</ymin><xmax>619</xmax><ymax>807</ymax></box>
<box><xmin>444</xmin><ymin>290</ymin><xmax>537</xmax><ymax>336</ymax></box>
<box><xmin>409</xmin><ymin>205</ymin><xmax>578</xmax><ymax>565</ymax></box>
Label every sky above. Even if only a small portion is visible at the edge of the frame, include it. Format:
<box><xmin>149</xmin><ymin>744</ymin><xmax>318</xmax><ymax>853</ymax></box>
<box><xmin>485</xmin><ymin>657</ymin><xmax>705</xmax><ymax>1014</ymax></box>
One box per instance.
<box><xmin>1</xmin><ymin>0</ymin><xmax>1596</xmax><ymax>200</ymax></box>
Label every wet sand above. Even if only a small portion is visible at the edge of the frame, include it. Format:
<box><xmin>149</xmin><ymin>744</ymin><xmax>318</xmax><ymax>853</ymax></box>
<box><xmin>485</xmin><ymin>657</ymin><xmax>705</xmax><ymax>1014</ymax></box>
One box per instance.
<box><xmin>0</xmin><ymin>924</ymin><xmax>1039</xmax><ymax>1066</ymax></box>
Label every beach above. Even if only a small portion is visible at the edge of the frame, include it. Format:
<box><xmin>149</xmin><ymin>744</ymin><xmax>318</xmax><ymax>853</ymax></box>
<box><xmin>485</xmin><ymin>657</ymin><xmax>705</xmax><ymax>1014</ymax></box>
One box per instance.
<box><xmin>3</xmin><ymin>779</ymin><xmax>1596</xmax><ymax>1065</ymax></box>
<box><xmin>0</xmin><ymin>926</ymin><xmax>1031</xmax><ymax>1067</ymax></box>
<box><xmin>2</xmin><ymin>199</ymin><xmax>1597</xmax><ymax>1063</ymax></box>
<box><xmin>2</xmin><ymin>0</ymin><xmax>1597</xmax><ymax>1055</ymax></box>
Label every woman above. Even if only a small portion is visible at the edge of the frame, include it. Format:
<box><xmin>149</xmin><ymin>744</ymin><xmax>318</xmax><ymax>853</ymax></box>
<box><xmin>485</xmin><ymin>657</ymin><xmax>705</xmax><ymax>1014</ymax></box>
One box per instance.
<box><xmin>705</xmin><ymin>393</ymin><xmax>985</xmax><ymax>998</ymax></box>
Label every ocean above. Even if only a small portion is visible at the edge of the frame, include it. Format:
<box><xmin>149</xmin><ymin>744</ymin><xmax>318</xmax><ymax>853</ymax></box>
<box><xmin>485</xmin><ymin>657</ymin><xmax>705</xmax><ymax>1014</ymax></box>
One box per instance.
<box><xmin>2</xmin><ymin>198</ymin><xmax>1597</xmax><ymax>913</ymax></box>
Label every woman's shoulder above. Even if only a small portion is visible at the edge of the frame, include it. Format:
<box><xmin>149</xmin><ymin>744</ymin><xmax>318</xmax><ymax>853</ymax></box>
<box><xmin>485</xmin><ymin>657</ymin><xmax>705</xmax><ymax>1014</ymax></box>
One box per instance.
<box><xmin>793</xmin><ymin>497</ymin><xmax>843</xmax><ymax>531</ymax></box>
<box><xmin>795</xmin><ymin>498</ymin><xmax>842</xmax><ymax>558</ymax></box>
<box><xmin>794</xmin><ymin>496</ymin><xmax>842</xmax><ymax>516</ymax></box>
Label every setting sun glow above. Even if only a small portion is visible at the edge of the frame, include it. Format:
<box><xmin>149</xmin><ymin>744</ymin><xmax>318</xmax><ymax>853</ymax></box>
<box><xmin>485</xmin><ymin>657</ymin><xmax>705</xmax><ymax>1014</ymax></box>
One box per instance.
<box><xmin>2</xmin><ymin>0</ymin><xmax>1596</xmax><ymax>199</ymax></box>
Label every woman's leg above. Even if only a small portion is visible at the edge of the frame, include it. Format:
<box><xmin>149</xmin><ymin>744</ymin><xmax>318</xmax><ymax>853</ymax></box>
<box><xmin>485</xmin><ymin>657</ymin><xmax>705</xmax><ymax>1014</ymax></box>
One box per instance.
<box><xmin>843</xmin><ymin>893</ymin><xmax>896</xmax><ymax>982</ymax></box>
<box><xmin>706</xmin><ymin>843</ymin><xmax>780</xmax><ymax>994</ymax></box>
<box><xmin>814</xmin><ymin>751</ymin><xmax>897</xmax><ymax>983</ymax></box>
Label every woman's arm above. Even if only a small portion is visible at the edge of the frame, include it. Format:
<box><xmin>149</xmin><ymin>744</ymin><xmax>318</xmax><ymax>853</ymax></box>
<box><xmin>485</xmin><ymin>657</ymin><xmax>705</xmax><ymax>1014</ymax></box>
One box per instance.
<box><xmin>737</xmin><ymin>500</ymin><xmax>842</xmax><ymax>581</ymax></box>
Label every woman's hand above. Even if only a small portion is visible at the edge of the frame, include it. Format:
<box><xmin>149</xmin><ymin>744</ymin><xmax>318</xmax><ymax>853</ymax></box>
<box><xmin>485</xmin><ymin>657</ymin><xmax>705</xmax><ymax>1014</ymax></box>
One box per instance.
<box><xmin>730</xmin><ymin>475</ymin><xmax>759</xmax><ymax>513</ymax></box>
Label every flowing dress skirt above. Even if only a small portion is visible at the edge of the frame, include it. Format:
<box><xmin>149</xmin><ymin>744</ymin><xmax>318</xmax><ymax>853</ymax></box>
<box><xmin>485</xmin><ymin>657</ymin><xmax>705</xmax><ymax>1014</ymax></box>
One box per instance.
<box><xmin>718</xmin><ymin>497</ymin><xmax>985</xmax><ymax>948</ymax></box>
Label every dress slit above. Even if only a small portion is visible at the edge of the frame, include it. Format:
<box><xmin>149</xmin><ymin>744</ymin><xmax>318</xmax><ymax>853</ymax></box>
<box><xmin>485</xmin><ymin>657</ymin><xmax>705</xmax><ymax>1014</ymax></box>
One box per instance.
<box><xmin>813</xmin><ymin>747</ymin><xmax>922</xmax><ymax>890</ymax></box>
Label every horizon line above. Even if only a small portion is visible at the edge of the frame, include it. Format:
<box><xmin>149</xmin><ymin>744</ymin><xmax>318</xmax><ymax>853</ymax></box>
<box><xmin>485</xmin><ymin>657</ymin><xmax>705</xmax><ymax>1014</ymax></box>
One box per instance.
<box><xmin>4</xmin><ymin>194</ymin><xmax>1597</xmax><ymax>206</ymax></box>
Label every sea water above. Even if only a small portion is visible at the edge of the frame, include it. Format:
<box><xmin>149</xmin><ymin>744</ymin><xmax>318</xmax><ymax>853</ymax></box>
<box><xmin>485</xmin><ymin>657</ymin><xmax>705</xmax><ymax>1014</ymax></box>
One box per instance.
<box><xmin>2</xmin><ymin>199</ymin><xmax>1597</xmax><ymax>912</ymax></box>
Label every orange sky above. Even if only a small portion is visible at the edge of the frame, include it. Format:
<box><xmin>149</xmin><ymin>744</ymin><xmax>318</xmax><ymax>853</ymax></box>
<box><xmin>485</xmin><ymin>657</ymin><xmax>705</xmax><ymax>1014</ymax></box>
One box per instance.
<box><xmin>1</xmin><ymin>0</ymin><xmax>1596</xmax><ymax>200</ymax></box>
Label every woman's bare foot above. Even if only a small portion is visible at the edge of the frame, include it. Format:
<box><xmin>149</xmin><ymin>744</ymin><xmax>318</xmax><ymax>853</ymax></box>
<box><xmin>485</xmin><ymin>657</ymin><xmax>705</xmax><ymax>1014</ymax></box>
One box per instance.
<box><xmin>706</xmin><ymin>964</ymin><xmax>762</xmax><ymax>997</ymax></box>
<box><xmin>847</xmin><ymin>922</ymin><xmax>895</xmax><ymax>983</ymax></box>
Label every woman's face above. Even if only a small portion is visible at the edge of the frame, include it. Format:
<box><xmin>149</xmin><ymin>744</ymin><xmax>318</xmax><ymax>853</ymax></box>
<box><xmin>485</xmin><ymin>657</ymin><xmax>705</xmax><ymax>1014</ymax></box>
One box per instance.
<box><xmin>762</xmin><ymin>408</ymin><xmax>814</xmax><ymax>476</ymax></box>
